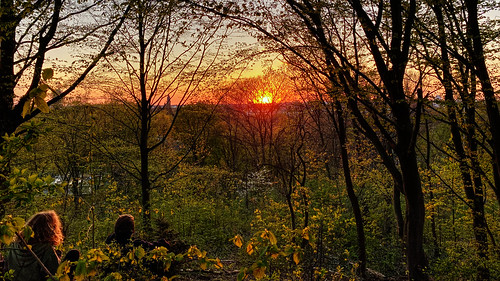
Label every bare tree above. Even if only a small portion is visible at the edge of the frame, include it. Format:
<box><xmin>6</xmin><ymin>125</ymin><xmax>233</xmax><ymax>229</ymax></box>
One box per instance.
<box><xmin>92</xmin><ymin>0</ymin><xmax>229</xmax><ymax>231</ymax></box>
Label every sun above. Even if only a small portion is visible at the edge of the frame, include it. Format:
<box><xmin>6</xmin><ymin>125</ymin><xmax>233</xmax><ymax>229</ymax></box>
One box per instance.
<box><xmin>252</xmin><ymin>90</ymin><xmax>276</xmax><ymax>104</ymax></box>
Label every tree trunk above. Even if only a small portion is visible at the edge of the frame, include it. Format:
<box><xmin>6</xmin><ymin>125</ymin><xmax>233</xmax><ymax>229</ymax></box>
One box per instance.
<box><xmin>138</xmin><ymin>5</ymin><xmax>151</xmax><ymax>232</ymax></box>
<box><xmin>399</xmin><ymin>150</ymin><xmax>428</xmax><ymax>281</ymax></box>
<box><xmin>334</xmin><ymin>100</ymin><xmax>367</xmax><ymax>278</ymax></box>
<box><xmin>0</xmin><ymin>0</ymin><xmax>17</xmax><ymax>137</ymax></box>
<box><xmin>432</xmin><ymin>3</ymin><xmax>490</xmax><ymax>278</ymax></box>
<box><xmin>465</xmin><ymin>0</ymin><xmax>500</xmax><ymax>206</ymax></box>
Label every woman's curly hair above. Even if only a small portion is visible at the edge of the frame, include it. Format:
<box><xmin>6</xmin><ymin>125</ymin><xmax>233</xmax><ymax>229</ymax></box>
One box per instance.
<box><xmin>26</xmin><ymin>210</ymin><xmax>64</xmax><ymax>246</ymax></box>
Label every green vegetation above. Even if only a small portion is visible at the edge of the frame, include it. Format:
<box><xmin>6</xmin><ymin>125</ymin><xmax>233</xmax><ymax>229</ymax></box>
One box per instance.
<box><xmin>1</xmin><ymin>1</ymin><xmax>500</xmax><ymax>280</ymax></box>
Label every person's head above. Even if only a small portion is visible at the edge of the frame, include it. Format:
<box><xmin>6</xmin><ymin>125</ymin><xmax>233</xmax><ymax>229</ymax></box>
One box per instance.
<box><xmin>114</xmin><ymin>214</ymin><xmax>135</xmax><ymax>244</ymax></box>
<box><xmin>26</xmin><ymin>210</ymin><xmax>63</xmax><ymax>246</ymax></box>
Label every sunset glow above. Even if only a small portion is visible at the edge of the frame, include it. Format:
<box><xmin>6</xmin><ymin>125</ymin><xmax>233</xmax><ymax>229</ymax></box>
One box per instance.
<box><xmin>252</xmin><ymin>90</ymin><xmax>277</xmax><ymax>104</ymax></box>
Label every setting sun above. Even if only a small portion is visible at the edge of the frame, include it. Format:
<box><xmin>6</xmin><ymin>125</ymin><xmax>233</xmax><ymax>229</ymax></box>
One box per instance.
<box><xmin>252</xmin><ymin>90</ymin><xmax>277</xmax><ymax>104</ymax></box>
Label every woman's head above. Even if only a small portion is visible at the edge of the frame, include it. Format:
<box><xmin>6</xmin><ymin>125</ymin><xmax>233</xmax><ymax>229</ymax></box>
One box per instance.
<box><xmin>114</xmin><ymin>214</ymin><xmax>135</xmax><ymax>244</ymax></box>
<box><xmin>26</xmin><ymin>210</ymin><xmax>63</xmax><ymax>246</ymax></box>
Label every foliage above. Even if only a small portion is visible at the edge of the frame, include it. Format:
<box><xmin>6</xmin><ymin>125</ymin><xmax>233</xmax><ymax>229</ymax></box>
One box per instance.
<box><xmin>51</xmin><ymin>244</ymin><xmax>220</xmax><ymax>281</ymax></box>
<box><xmin>0</xmin><ymin>122</ymin><xmax>61</xmax><ymax>219</ymax></box>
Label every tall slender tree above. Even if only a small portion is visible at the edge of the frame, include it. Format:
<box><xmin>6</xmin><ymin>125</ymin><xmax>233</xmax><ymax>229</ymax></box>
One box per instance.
<box><xmin>93</xmin><ymin>0</ymin><xmax>229</xmax><ymax>231</ymax></box>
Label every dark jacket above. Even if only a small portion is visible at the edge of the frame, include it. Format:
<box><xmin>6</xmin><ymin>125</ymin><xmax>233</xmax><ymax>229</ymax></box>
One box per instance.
<box><xmin>6</xmin><ymin>242</ymin><xmax>60</xmax><ymax>281</ymax></box>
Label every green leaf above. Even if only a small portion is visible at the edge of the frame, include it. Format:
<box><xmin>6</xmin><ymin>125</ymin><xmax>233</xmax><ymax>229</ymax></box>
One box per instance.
<box><xmin>11</xmin><ymin>217</ymin><xmax>25</xmax><ymax>231</ymax></box>
<box><xmin>73</xmin><ymin>261</ymin><xmax>87</xmax><ymax>280</ymax></box>
<box><xmin>22</xmin><ymin>226</ymin><xmax>34</xmax><ymax>241</ymax></box>
<box><xmin>28</xmin><ymin>174</ymin><xmax>37</xmax><ymax>184</ymax></box>
<box><xmin>237</xmin><ymin>269</ymin><xmax>247</xmax><ymax>281</ymax></box>
<box><xmin>174</xmin><ymin>253</ymin><xmax>184</xmax><ymax>262</ymax></box>
<box><xmin>56</xmin><ymin>260</ymin><xmax>70</xmax><ymax>276</ymax></box>
<box><xmin>34</xmin><ymin>97</ymin><xmax>50</xmax><ymax>113</ymax></box>
<box><xmin>42</xmin><ymin>68</ymin><xmax>54</xmax><ymax>80</ymax></box>
<box><xmin>0</xmin><ymin>225</ymin><xmax>14</xmax><ymax>245</ymax></box>
<box><xmin>135</xmin><ymin>246</ymin><xmax>146</xmax><ymax>259</ymax></box>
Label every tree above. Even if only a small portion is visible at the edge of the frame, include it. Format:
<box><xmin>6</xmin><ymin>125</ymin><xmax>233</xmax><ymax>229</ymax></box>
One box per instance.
<box><xmin>0</xmin><ymin>0</ymin><xmax>130</xmax><ymax>137</ymax></box>
<box><xmin>415</xmin><ymin>1</ymin><xmax>497</xmax><ymax>279</ymax></box>
<box><xmin>464</xmin><ymin>0</ymin><xmax>500</xmax><ymax>206</ymax></box>
<box><xmin>187</xmin><ymin>0</ymin><xmax>429</xmax><ymax>279</ymax></box>
<box><xmin>92</xmin><ymin>0</ymin><xmax>229</xmax><ymax>231</ymax></box>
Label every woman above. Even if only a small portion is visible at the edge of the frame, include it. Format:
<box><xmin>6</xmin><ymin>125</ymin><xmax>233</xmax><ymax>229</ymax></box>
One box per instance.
<box><xmin>105</xmin><ymin>214</ymin><xmax>136</xmax><ymax>247</ymax></box>
<box><xmin>7</xmin><ymin>210</ymin><xmax>64</xmax><ymax>281</ymax></box>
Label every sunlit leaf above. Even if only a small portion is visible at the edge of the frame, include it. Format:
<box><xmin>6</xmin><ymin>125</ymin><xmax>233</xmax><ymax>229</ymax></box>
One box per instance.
<box><xmin>11</xmin><ymin>217</ymin><xmax>25</xmax><ymax>231</ymax></box>
<box><xmin>135</xmin><ymin>247</ymin><xmax>146</xmax><ymax>259</ymax></box>
<box><xmin>253</xmin><ymin>266</ymin><xmax>266</xmax><ymax>279</ymax></box>
<box><xmin>293</xmin><ymin>252</ymin><xmax>300</xmax><ymax>265</ymax></box>
<box><xmin>200</xmin><ymin>261</ymin><xmax>208</xmax><ymax>270</ymax></box>
<box><xmin>233</xmin><ymin>234</ymin><xmax>243</xmax><ymax>248</ymax></box>
<box><xmin>22</xmin><ymin>100</ymin><xmax>31</xmax><ymax>118</ymax></box>
<box><xmin>268</xmin><ymin>231</ymin><xmax>277</xmax><ymax>245</ymax></box>
<box><xmin>246</xmin><ymin>243</ymin><xmax>254</xmax><ymax>255</ymax></box>
<box><xmin>215</xmin><ymin>257</ymin><xmax>223</xmax><ymax>269</ymax></box>
<box><xmin>0</xmin><ymin>234</ymin><xmax>13</xmax><ymax>245</ymax></box>
<box><xmin>302</xmin><ymin>227</ymin><xmax>310</xmax><ymax>240</ymax></box>
<box><xmin>34</xmin><ymin>97</ymin><xmax>50</xmax><ymax>113</ymax></box>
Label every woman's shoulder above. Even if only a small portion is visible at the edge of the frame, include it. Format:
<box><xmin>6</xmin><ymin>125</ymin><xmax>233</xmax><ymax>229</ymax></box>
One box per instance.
<box><xmin>30</xmin><ymin>243</ymin><xmax>59</xmax><ymax>260</ymax></box>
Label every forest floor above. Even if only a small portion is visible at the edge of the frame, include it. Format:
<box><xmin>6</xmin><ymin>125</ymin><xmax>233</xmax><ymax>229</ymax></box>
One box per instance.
<box><xmin>174</xmin><ymin>265</ymin><xmax>406</xmax><ymax>281</ymax></box>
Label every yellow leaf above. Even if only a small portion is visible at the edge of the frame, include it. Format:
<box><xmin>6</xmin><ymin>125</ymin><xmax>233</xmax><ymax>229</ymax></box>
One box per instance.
<box><xmin>56</xmin><ymin>261</ymin><xmax>70</xmax><ymax>276</ymax></box>
<box><xmin>293</xmin><ymin>252</ymin><xmax>300</xmax><ymax>265</ymax></box>
<box><xmin>34</xmin><ymin>97</ymin><xmax>50</xmax><ymax>113</ymax></box>
<box><xmin>302</xmin><ymin>227</ymin><xmax>310</xmax><ymax>240</ymax></box>
<box><xmin>246</xmin><ymin>243</ymin><xmax>254</xmax><ymax>255</ymax></box>
<box><xmin>268</xmin><ymin>231</ymin><xmax>277</xmax><ymax>245</ymax></box>
<box><xmin>22</xmin><ymin>100</ymin><xmax>31</xmax><ymax>118</ymax></box>
<box><xmin>200</xmin><ymin>262</ymin><xmax>207</xmax><ymax>270</ymax></box>
<box><xmin>215</xmin><ymin>258</ymin><xmax>223</xmax><ymax>269</ymax></box>
<box><xmin>253</xmin><ymin>266</ymin><xmax>266</xmax><ymax>279</ymax></box>
<box><xmin>233</xmin><ymin>234</ymin><xmax>243</xmax><ymax>248</ymax></box>
<box><xmin>0</xmin><ymin>234</ymin><xmax>13</xmax><ymax>245</ymax></box>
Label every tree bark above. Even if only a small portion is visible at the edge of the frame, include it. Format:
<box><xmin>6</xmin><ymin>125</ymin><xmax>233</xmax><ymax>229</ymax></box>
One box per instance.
<box><xmin>0</xmin><ymin>0</ymin><xmax>17</xmax><ymax>136</ymax></box>
<box><xmin>465</xmin><ymin>0</ymin><xmax>500</xmax><ymax>206</ymax></box>
<box><xmin>334</xmin><ymin>100</ymin><xmax>367</xmax><ymax>278</ymax></box>
<box><xmin>431</xmin><ymin>3</ymin><xmax>490</xmax><ymax>279</ymax></box>
<box><xmin>138</xmin><ymin>3</ymin><xmax>152</xmax><ymax>232</ymax></box>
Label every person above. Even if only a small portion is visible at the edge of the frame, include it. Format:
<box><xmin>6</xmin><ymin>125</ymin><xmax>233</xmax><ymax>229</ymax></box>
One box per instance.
<box><xmin>6</xmin><ymin>210</ymin><xmax>79</xmax><ymax>281</ymax></box>
<box><xmin>106</xmin><ymin>214</ymin><xmax>166</xmax><ymax>251</ymax></box>
<box><xmin>105</xmin><ymin>214</ymin><xmax>136</xmax><ymax>247</ymax></box>
<box><xmin>106</xmin><ymin>214</ymin><xmax>185</xmax><ymax>277</ymax></box>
